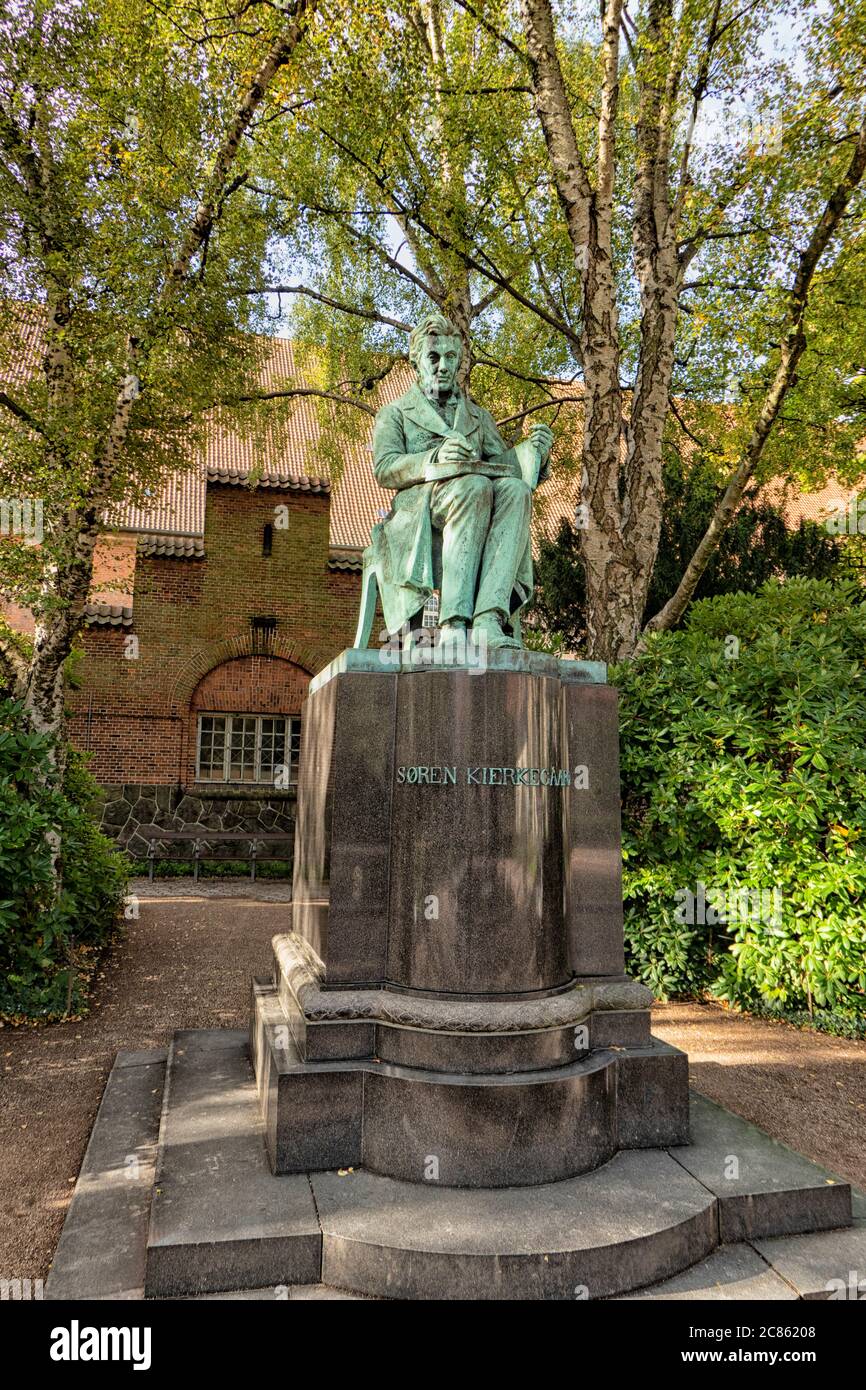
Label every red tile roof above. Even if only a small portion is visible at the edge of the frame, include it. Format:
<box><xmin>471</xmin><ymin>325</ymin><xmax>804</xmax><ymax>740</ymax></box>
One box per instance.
<box><xmin>763</xmin><ymin>478</ymin><xmax>861</xmax><ymax>528</ymax></box>
<box><xmin>116</xmin><ymin>469</ymin><xmax>206</xmax><ymax>538</ymax></box>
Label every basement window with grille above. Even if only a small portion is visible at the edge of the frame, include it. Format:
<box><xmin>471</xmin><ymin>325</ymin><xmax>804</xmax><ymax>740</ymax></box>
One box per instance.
<box><xmin>196</xmin><ymin>714</ymin><xmax>301</xmax><ymax>785</ymax></box>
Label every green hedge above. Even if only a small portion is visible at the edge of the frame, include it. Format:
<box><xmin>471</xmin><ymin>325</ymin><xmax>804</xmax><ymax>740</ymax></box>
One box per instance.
<box><xmin>615</xmin><ymin>579</ymin><xmax>866</xmax><ymax>1036</ymax></box>
<box><xmin>129</xmin><ymin>859</ymin><xmax>290</xmax><ymax>879</ymax></box>
<box><xmin>0</xmin><ymin>701</ymin><xmax>128</xmax><ymax>1020</ymax></box>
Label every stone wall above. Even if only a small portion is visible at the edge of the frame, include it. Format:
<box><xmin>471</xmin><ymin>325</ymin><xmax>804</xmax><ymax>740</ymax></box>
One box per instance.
<box><xmin>96</xmin><ymin>783</ymin><xmax>296</xmax><ymax>866</ymax></box>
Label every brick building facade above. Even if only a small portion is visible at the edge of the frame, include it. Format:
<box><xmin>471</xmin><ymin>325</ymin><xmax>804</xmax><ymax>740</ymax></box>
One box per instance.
<box><xmin>68</xmin><ymin>479</ymin><xmax>364</xmax><ymax>859</ymax></box>
<box><xmin>0</xmin><ymin>333</ymin><xmax>422</xmax><ymax>860</ymax></box>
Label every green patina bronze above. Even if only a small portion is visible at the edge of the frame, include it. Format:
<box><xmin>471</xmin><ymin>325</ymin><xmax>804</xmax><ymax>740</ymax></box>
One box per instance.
<box><xmin>366</xmin><ymin>312</ymin><xmax>554</xmax><ymax>650</ymax></box>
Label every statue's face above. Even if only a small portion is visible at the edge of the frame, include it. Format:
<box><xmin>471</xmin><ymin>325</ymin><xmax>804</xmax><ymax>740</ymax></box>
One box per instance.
<box><xmin>416</xmin><ymin>334</ymin><xmax>461</xmax><ymax>398</ymax></box>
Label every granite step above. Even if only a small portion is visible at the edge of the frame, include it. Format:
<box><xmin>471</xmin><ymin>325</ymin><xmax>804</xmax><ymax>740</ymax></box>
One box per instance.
<box><xmin>49</xmin><ymin>1028</ymin><xmax>858</xmax><ymax>1302</ymax></box>
<box><xmin>611</xmin><ymin>1243</ymin><xmax>798</xmax><ymax>1300</ymax></box>
<box><xmin>614</xmin><ymin>1220</ymin><xmax>866</xmax><ymax>1301</ymax></box>
<box><xmin>311</xmin><ymin>1155</ymin><xmax>719</xmax><ymax>1300</ymax></box>
<box><xmin>751</xmin><ymin>1224</ymin><xmax>866</xmax><ymax>1300</ymax></box>
<box><xmin>669</xmin><ymin>1094</ymin><xmax>851</xmax><ymax>1241</ymax></box>
<box><xmin>45</xmin><ymin>1049</ymin><xmax>167</xmax><ymax>1301</ymax></box>
<box><xmin>184</xmin><ymin>1283</ymin><xmax>370</xmax><ymax>1300</ymax></box>
<box><xmin>144</xmin><ymin>1029</ymin><xmax>321</xmax><ymax>1298</ymax></box>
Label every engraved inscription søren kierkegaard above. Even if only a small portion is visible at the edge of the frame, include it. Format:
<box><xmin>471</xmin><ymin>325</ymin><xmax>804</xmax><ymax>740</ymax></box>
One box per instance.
<box><xmin>396</xmin><ymin>765</ymin><xmax>586</xmax><ymax>787</ymax></box>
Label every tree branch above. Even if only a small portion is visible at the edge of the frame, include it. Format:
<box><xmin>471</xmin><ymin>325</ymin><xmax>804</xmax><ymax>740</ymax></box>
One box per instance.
<box><xmin>471</xmin><ymin>282</ymin><xmax>505</xmax><ymax>317</ymax></box>
<box><xmin>316</xmin><ymin>124</ymin><xmax>583</xmax><ymax>353</ymax></box>
<box><xmin>19</xmin><ymin>5</ymin><xmax>317</xmax><ymax>729</ymax></box>
<box><xmin>0</xmin><ymin>391</ymin><xmax>48</xmax><ymax>437</ymax></box>
<box><xmin>452</xmin><ymin>0</ymin><xmax>529</xmax><ymax>64</ymax></box>
<box><xmin>519</xmin><ymin>0</ymin><xmax>593</xmax><ymax>259</ymax></box>
<box><xmin>501</xmin><ymin>156</ymin><xmax>582</xmax><ymax>359</ymax></box>
<box><xmin>596</xmin><ymin>0</ymin><xmax>624</xmax><ymax>219</ymax></box>
<box><xmin>667</xmin><ymin>394</ymin><xmax>724</xmax><ymax>456</ymax></box>
<box><xmin>669</xmin><ymin>0</ymin><xmax>722</xmax><ymax>232</ymax></box>
<box><xmin>166</xmin><ymin>2</ymin><xmax>314</xmax><ymax>287</ymax></box>
<box><xmin>241</xmin><ymin>283</ymin><xmax>411</xmax><ymax>332</ymax></box>
<box><xmin>474</xmin><ymin>353</ymin><xmax>579</xmax><ymax>391</ymax></box>
<box><xmin>342</xmin><ymin>221</ymin><xmax>442</xmax><ymax>303</ymax></box>
<box><xmin>645</xmin><ymin>109</ymin><xmax>866</xmax><ymax>640</ymax></box>
<box><xmin>496</xmin><ymin>396</ymin><xmax>580</xmax><ymax>427</ymax></box>
<box><xmin>678</xmin><ymin>176</ymin><xmax>759</xmax><ymax>267</ymax></box>
<box><xmin>223</xmin><ymin>386</ymin><xmax>377</xmax><ymax>416</ymax></box>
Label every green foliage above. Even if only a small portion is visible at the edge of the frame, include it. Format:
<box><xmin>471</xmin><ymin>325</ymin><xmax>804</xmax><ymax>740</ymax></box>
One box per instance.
<box><xmin>255</xmin><ymin>0</ymin><xmax>589</xmax><ymax>457</ymax></box>
<box><xmin>130</xmin><ymin>858</ymin><xmax>290</xmax><ymax>880</ymax></box>
<box><xmin>0</xmin><ymin>0</ymin><xmax>313</xmax><ymax>619</ymax></box>
<box><xmin>255</xmin><ymin>0</ymin><xmax>866</xmax><ymax>490</ymax></box>
<box><xmin>521</xmin><ymin>623</ymin><xmax>568</xmax><ymax>656</ymax></box>
<box><xmin>527</xmin><ymin>517</ymin><xmax>588</xmax><ymax>651</ymax></box>
<box><xmin>0</xmin><ymin>702</ymin><xmax>127</xmax><ymax>1020</ymax></box>
<box><xmin>615</xmin><ymin>579</ymin><xmax>866</xmax><ymax>1033</ymax></box>
<box><xmin>529</xmin><ymin>449</ymin><xmax>849</xmax><ymax>650</ymax></box>
<box><xmin>0</xmin><ymin>617</ymin><xmax>30</xmax><ymax>698</ymax></box>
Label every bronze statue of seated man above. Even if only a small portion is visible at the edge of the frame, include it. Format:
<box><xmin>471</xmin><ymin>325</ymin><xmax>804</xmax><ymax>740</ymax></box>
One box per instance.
<box><xmin>370</xmin><ymin>311</ymin><xmax>554</xmax><ymax>650</ymax></box>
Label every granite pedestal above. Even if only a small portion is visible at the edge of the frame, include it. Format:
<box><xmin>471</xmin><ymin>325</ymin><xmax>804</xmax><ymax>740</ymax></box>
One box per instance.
<box><xmin>250</xmin><ymin>648</ymin><xmax>689</xmax><ymax>1188</ymax></box>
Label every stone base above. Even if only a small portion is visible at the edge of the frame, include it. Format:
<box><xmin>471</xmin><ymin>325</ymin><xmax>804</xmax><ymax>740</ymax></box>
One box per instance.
<box><xmin>249</xmin><ymin>933</ymin><xmax>690</xmax><ymax>1187</ymax></box>
<box><xmin>45</xmin><ymin>1030</ymin><xmax>859</xmax><ymax>1302</ymax></box>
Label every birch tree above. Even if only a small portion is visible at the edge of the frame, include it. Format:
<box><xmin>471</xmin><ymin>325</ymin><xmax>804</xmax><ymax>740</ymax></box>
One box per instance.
<box><xmin>0</xmin><ymin>0</ymin><xmax>317</xmax><ymax>749</ymax></box>
<box><xmin>261</xmin><ymin>0</ymin><xmax>866</xmax><ymax>660</ymax></box>
<box><xmin>511</xmin><ymin>0</ymin><xmax>866</xmax><ymax>657</ymax></box>
<box><xmin>246</xmin><ymin>0</ymin><xmax>588</xmax><ymax>472</ymax></box>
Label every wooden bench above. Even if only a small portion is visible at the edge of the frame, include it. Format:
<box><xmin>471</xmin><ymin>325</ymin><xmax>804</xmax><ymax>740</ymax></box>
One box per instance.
<box><xmin>143</xmin><ymin>830</ymin><xmax>292</xmax><ymax>882</ymax></box>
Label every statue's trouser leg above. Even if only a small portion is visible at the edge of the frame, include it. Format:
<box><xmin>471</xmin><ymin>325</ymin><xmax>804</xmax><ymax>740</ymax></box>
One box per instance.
<box><xmin>473</xmin><ymin>476</ymin><xmax>532</xmax><ymax>620</ymax></box>
<box><xmin>430</xmin><ymin>474</ymin><xmax>493</xmax><ymax>624</ymax></box>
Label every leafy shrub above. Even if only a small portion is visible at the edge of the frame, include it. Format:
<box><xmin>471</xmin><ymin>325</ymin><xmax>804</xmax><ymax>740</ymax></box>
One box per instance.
<box><xmin>0</xmin><ymin>701</ymin><xmax>128</xmax><ymax>1020</ymax></box>
<box><xmin>614</xmin><ymin>579</ymin><xmax>866</xmax><ymax>1033</ymax></box>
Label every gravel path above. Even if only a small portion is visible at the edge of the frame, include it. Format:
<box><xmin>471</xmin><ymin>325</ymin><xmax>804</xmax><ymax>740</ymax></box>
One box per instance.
<box><xmin>128</xmin><ymin>876</ymin><xmax>292</xmax><ymax>901</ymax></box>
<box><xmin>1</xmin><ymin>894</ymin><xmax>864</xmax><ymax>1286</ymax></box>
<box><xmin>0</xmin><ymin>896</ymin><xmax>281</xmax><ymax>1287</ymax></box>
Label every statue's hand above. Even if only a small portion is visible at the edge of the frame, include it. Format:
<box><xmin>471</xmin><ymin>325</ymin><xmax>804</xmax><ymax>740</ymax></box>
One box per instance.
<box><xmin>438</xmin><ymin>432</ymin><xmax>476</xmax><ymax>467</ymax></box>
<box><xmin>527</xmin><ymin>421</ymin><xmax>554</xmax><ymax>460</ymax></box>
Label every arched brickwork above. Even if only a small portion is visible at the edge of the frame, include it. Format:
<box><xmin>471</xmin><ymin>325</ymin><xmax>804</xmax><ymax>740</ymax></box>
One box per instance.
<box><xmin>168</xmin><ymin>631</ymin><xmax>333</xmax><ymax>715</ymax></box>
<box><xmin>184</xmin><ymin>653</ymin><xmax>312</xmax><ymax>787</ymax></box>
<box><xmin>190</xmin><ymin>655</ymin><xmax>311</xmax><ymax>715</ymax></box>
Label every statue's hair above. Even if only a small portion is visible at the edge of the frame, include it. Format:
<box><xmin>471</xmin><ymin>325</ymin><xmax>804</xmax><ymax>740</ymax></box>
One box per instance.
<box><xmin>408</xmin><ymin>311</ymin><xmax>463</xmax><ymax>368</ymax></box>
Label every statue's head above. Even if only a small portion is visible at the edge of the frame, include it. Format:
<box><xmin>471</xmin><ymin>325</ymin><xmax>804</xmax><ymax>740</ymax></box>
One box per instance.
<box><xmin>408</xmin><ymin>311</ymin><xmax>463</xmax><ymax>399</ymax></box>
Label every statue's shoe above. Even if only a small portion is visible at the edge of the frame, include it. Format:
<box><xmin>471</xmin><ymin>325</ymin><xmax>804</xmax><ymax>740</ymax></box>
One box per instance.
<box><xmin>471</xmin><ymin>616</ymin><xmax>521</xmax><ymax>649</ymax></box>
<box><xmin>433</xmin><ymin>622</ymin><xmax>472</xmax><ymax>660</ymax></box>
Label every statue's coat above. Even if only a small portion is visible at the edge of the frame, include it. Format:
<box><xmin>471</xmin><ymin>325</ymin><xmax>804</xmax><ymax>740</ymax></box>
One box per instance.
<box><xmin>371</xmin><ymin>382</ymin><xmax>549</xmax><ymax>633</ymax></box>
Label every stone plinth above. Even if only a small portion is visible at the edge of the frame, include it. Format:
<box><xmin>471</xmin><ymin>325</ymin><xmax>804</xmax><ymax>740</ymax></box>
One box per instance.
<box><xmin>47</xmin><ymin>1033</ymin><xmax>856</xmax><ymax>1302</ymax></box>
<box><xmin>291</xmin><ymin>647</ymin><xmax>623</xmax><ymax>992</ymax></box>
<box><xmin>252</xmin><ymin>647</ymin><xmax>688</xmax><ymax>1187</ymax></box>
